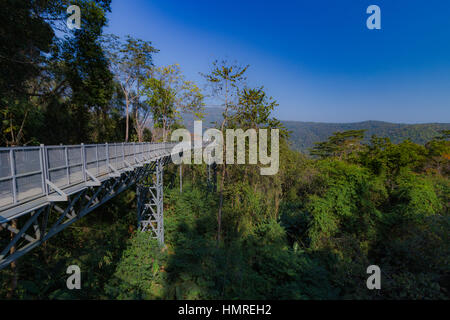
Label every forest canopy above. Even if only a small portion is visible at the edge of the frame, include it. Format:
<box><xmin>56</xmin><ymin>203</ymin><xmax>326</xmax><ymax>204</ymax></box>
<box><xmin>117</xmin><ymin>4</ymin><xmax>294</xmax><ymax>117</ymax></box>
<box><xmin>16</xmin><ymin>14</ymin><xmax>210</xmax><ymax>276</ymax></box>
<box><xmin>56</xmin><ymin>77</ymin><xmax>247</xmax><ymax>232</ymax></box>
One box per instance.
<box><xmin>0</xmin><ymin>0</ymin><xmax>449</xmax><ymax>300</ymax></box>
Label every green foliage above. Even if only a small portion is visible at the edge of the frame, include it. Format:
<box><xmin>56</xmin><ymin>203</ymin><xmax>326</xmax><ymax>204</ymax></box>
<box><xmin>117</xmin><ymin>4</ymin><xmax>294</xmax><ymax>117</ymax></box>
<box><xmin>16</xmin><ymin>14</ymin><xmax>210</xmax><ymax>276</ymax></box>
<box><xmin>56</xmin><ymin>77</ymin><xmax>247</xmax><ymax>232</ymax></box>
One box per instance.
<box><xmin>201</xmin><ymin>60</ymin><xmax>249</xmax><ymax>130</ymax></box>
<box><xmin>0</xmin><ymin>0</ymin><xmax>54</xmax><ymax>99</ymax></box>
<box><xmin>105</xmin><ymin>233</ymin><xmax>167</xmax><ymax>299</ymax></box>
<box><xmin>388</xmin><ymin>169</ymin><xmax>442</xmax><ymax>222</ymax></box>
<box><xmin>160</xmin><ymin>183</ymin><xmax>339</xmax><ymax>300</ymax></box>
<box><xmin>284</xmin><ymin>120</ymin><xmax>450</xmax><ymax>154</ymax></box>
<box><xmin>2</xmin><ymin>120</ymin><xmax>448</xmax><ymax>300</ymax></box>
<box><xmin>231</xmin><ymin>87</ymin><xmax>281</xmax><ymax>129</ymax></box>
<box><xmin>310</xmin><ymin>130</ymin><xmax>365</xmax><ymax>159</ymax></box>
<box><xmin>0</xmin><ymin>2</ymin><xmax>448</xmax><ymax>299</ymax></box>
<box><xmin>304</xmin><ymin>160</ymin><xmax>382</xmax><ymax>249</ymax></box>
<box><xmin>0</xmin><ymin>0</ymin><xmax>116</xmax><ymax>146</ymax></box>
<box><xmin>373</xmin><ymin>215</ymin><xmax>450</xmax><ymax>299</ymax></box>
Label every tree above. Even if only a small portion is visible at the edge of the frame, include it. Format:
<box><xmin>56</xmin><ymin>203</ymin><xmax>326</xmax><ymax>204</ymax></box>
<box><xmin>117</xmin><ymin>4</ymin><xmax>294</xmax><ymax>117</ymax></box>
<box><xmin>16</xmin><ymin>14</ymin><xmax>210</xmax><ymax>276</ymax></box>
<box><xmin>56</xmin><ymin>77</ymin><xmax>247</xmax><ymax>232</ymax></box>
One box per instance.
<box><xmin>142</xmin><ymin>65</ymin><xmax>204</xmax><ymax>142</ymax></box>
<box><xmin>201</xmin><ymin>59</ymin><xmax>249</xmax><ymax>242</ymax></box>
<box><xmin>179</xmin><ymin>80</ymin><xmax>205</xmax><ymax>121</ymax></box>
<box><xmin>62</xmin><ymin>24</ymin><xmax>114</xmax><ymax>142</ymax></box>
<box><xmin>0</xmin><ymin>0</ymin><xmax>54</xmax><ymax>100</ymax></box>
<box><xmin>310</xmin><ymin>130</ymin><xmax>366</xmax><ymax>160</ymax></box>
<box><xmin>437</xmin><ymin>129</ymin><xmax>450</xmax><ymax>141</ymax></box>
<box><xmin>105</xmin><ymin>233</ymin><xmax>167</xmax><ymax>299</ymax></box>
<box><xmin>103</xmin><ymin>34</ymin><xmax>158</xmax><ymax>142</ymax></box>
<box><xmin>0</xmin><ymin>0</ymin><xmax>115</xmax><ymax>145</ymax></box>
<box><xmin>0</xmin><ymin>0</ymin><xmax>114</xmax><ymax>297</ymax></box>
<box><xmin>232</xmin><ymin>87</ymin><xmax>283</xmax><ymax>130</ymax></box>
<box><xmin>424</xmin><ymin>132</ymin><xmax>450</xmax><ymax>175</ymax></box>
<box><xmin>142</xmin><ymin>65</ymin><xmax>181</xmax><ymax>142</ymax></box>
<box><xmin>0</xmin><ymin>0</ymin><xmax>54</xmax><ymax>146</ymax></box>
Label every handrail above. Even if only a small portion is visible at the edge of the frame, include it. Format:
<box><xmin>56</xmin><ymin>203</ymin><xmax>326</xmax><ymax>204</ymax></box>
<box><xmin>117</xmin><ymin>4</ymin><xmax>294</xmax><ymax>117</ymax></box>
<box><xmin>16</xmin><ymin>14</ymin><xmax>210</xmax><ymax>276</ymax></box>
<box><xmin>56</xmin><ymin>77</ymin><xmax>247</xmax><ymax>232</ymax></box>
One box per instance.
<box><xmin>0</xmin><ymin>142</ymin><xmax>178</xmax><ymax>211</ymax></box>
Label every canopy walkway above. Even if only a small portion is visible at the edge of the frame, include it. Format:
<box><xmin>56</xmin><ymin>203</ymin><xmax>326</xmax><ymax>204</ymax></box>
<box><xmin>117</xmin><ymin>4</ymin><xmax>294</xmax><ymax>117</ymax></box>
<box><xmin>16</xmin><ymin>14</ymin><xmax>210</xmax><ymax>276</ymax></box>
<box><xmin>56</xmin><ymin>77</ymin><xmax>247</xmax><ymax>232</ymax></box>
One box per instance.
<box><xmin>0</xmin><ymin>142</ymin><xmax>188</xmax><ymax>270</ymax></box>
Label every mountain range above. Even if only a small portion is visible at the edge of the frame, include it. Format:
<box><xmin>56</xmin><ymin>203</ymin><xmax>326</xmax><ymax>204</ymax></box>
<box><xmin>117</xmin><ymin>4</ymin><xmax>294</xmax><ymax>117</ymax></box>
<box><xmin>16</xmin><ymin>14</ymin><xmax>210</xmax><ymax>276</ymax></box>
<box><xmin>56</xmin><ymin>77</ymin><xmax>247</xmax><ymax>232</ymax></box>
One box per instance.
<box><xmin>181</xmin><ymin>107</ymin><xmax>450</xmax><ymax>153</ymax></box>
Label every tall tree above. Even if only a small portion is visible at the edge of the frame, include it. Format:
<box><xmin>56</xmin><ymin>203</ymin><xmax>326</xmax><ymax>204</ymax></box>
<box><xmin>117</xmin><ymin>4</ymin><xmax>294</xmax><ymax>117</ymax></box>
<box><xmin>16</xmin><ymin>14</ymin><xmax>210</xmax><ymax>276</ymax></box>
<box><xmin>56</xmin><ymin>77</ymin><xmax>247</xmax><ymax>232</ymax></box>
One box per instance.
<box><xmin>0</xmin><ymin>0</ymin><xmax>114</xmax><ymax>145</ymax></box>
<box><xmin>103</xmin><ymin>34</ymin><xmax>158</xmax><ymax>142</ymax></box>
<box><xmin>0</xmin><ymin>0</ymin><xmax>54</xmax><ymax>146</ymax></box>
<box><xmin>180</xmin><ymin>80</ymin><xmax>205</xmax><ymax>121</ymax></box>
<box><xmin>201</xmin><ymin>59</ymin><xmax>248</xmax><ymax>242</ymax></box>
<box><xmin>0</xmin><ymin>0</ymin><xmax>113</xmax><ymax>298</ymax></box>
<box><xmin>232</xmin><ymin>87</ymin><xmax>281</xmax><ymax>130</ymax></box>
<box><xmin>310</xmin><ymin>130</ymin><xmax>366</xmax><ymax>160</ymax></box>
<box><xmin>142</xmin><ymin>64</ymin><xmax>204</xmax><ymax>142</ymax></box>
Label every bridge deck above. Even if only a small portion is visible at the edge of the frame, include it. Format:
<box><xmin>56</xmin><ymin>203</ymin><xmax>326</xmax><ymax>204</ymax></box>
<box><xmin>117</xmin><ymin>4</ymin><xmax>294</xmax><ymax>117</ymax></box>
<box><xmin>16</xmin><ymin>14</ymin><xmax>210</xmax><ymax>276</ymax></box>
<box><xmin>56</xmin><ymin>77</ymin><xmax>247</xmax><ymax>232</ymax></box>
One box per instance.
<box><xmin>0</xmin><ymin>142</ymin><xmax>178</xmax><ymax>223</ymax></box>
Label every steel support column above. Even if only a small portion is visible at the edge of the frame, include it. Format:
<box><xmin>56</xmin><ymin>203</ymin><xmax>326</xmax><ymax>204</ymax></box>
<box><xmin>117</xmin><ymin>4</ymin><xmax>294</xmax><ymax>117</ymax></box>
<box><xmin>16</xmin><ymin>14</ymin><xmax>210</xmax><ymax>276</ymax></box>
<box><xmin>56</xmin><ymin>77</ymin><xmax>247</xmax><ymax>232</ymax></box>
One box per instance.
<box><xmin>137</xmin><ymin>158</ymin><xmax>165</xmax><ymax>245</ymax></box>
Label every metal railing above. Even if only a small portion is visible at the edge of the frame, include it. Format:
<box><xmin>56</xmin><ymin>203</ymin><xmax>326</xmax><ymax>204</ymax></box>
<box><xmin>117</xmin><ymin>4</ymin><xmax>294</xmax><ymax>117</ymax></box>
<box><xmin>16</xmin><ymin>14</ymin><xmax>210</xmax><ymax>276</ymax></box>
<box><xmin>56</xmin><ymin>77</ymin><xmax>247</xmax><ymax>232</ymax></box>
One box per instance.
<box><xmin>0</xmin><ymin>142</ymin><xmax>177</xmax><ymax>210</ymax></box>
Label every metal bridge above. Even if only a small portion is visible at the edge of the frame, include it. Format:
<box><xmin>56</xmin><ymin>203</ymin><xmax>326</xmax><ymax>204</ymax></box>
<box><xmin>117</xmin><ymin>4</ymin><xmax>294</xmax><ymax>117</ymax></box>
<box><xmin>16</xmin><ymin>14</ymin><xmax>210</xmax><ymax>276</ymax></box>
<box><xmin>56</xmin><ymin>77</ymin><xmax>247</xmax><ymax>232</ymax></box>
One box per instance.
<box><xmin>0</xmin><ymin>142</ymin><xmax>195</xmax><ymax>270</ymax></box>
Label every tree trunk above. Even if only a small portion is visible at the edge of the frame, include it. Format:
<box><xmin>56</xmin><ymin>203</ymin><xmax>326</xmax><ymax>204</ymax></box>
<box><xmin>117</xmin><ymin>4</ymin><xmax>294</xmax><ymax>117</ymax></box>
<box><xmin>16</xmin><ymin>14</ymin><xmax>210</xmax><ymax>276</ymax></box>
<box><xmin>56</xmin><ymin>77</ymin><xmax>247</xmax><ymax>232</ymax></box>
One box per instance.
<box><xmin>162</xmin><ymin>118</ymin><xmax>167</xmax><ymax>142</ymax></box>
<box><xmin>135</xmin><ymin>108</ymin><xmax>143</xmax><ymax>142</ymax></box>
<box><xmin>216</xmin><ymin>106</ymin><xmax>229</xmax><ymax>244</ymax></box>
<box><xmin>125</xmin><ymin>97</ymin><xmax>130</xmax><ymax>142</ymax></box>
<box><xmin>274</xmin><ymin>189</ymin><xmax>280</xmax><ymax>219</ymax></box>
<box><xmin>179</xmin><ymin>164</ymin><xmax>183</xmax><ymax>193</ymax></box>
<box><xmin>217</xmin><ymin>163</ymin><xmax>226</xmax><ymax>243</ymax></box>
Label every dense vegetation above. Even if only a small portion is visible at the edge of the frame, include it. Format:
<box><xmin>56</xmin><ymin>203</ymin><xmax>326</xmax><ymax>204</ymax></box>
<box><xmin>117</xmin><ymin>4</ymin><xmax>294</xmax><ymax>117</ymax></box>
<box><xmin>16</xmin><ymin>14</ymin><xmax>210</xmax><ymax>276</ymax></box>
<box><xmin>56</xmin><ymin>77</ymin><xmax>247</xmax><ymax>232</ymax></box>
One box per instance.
<box><xmin>1</xmin><ymin>1</ymin><xmax>449</xmax><ymax>300</ymax></box>
<box><xmin>1</xmin><ymin>130</ymin><xmax>449</xmax><ymax>299</ymax></box>
<box><xmin>285</xmin><ymin>121</ymin><xmax>450</xmax><ymax>153</ymax></box>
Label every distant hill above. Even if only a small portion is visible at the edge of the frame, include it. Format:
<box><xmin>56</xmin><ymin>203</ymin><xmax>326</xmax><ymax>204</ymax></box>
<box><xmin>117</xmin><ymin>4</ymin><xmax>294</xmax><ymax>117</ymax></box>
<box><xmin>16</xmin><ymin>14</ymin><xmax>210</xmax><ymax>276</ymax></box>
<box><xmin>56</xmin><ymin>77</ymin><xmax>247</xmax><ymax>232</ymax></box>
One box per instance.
<box><xmin>283</xmin><ymin>120</ymin><xmax>450</xmax><ymax>153</ymax></box>
<box><xmin>181</xmin><ymin>107</ymin><xmax>450</xmax><ymax>153</ymax></box>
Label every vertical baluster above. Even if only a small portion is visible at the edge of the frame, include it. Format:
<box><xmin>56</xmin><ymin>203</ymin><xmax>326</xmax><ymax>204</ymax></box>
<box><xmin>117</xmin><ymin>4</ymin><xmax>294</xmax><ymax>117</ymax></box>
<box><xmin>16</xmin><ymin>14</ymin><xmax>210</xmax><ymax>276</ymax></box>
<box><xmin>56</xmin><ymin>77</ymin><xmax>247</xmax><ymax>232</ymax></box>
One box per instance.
<box><xmin>122</xmin><ymin>142</ymin><xmax>125</xmax><ymax>168</ymax></box>
<box><xmin>43</xmin><ymin>146</ymin><xmax>49</xmax><ymax>196</ymax></box>
<box><xmin>81</xmin><ymin>143</ymin><xmax>87</xmax><ymax>182</ymax></box>
<box><xmin>9</xmin><ymin>149</ymin><xmax>17</xmax><ymax>204</ymax></box>
<box><xmin>39</xmin><ymin>144</ymin><xmax>45</xmax><ymax>196</ymax></box>
<box><xmin>65</xmin><ymin>146</ymin><xmax>69</xmax><ymax>186</ymax></box>
<box><xmin>111</xmin><ymin>143</ymin><xmax>115</xmax><ymax>168</ymax></box>
<box><xmin>106</xmin><ymin>142</ymin><xmax>109</xmax><ymax>174</ymax></box>
<box><xmin>95</xmin><ymin>144</ymin><xmax>99</xmax><ymax>175</ymax></box>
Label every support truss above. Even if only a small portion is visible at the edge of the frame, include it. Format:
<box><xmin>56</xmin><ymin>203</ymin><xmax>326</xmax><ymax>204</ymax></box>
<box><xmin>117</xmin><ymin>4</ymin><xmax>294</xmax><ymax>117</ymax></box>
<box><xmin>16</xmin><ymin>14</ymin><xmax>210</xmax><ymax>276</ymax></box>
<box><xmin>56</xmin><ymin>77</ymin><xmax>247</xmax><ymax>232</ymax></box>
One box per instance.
<box><xmin>0</xmin><ymin>160</ymin><xmax>165</xmax><ymax>270</ymax></box>
<box><xmin>136</xmin><ymin>157</ymin><xmax>169</xmax><ymax>246</ymax></box>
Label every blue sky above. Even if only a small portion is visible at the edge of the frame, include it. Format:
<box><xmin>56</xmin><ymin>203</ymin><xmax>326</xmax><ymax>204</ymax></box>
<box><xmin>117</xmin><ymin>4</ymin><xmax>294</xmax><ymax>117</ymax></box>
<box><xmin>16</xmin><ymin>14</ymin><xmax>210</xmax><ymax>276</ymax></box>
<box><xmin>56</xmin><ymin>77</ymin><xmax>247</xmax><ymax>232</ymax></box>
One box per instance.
<box><xmin>105</xmin><ymin>0</ymin><xmax>450</xmax><ymax>123</ymax></box>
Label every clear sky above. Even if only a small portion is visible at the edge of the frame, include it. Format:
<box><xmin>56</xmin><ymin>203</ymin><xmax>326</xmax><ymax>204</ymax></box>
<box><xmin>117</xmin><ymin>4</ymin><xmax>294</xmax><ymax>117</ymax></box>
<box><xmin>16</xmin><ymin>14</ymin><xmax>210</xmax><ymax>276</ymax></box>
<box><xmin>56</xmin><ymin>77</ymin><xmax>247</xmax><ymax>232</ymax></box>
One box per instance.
<box><xmin>105</xmin><ymin>0</ymin><xmax>450</xmax><ymax>123</ymax></box>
